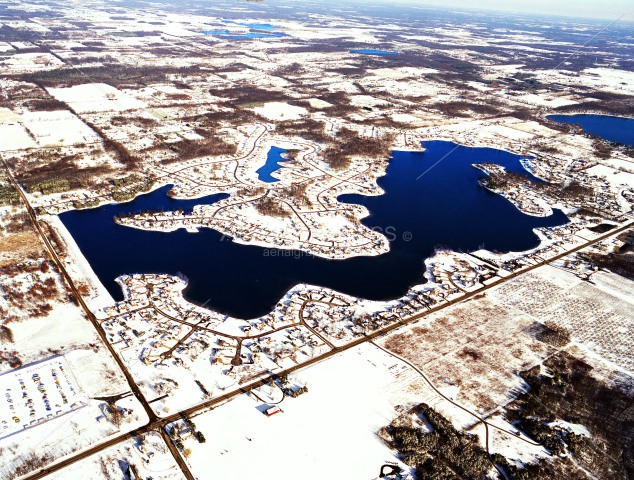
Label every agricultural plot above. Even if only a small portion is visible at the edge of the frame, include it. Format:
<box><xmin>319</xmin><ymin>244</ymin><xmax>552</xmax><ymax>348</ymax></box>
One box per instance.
<box><xmin>0</xmin><ymin>53</ymin><xmax>63</xmax><ymax>71</ymax></box>
<box><xmin>379</xmin><ymin>297</ymin><xmax>554</xmax><ymax>415</ymax></box>
<box><xmin>0</xmin><ymin>123</ymin><xmax>38</xmax><ymax>151</ymax></box>
<box><xmin>380</xmin><ymin>261</ymin><xmax>634</xmax><ymax>420</ymax></box>
<box><xmin>488</xmin><ymin>265</ymin><xmax>634</xmax><ymax>373</ymax></box>
<box><xmin>0</xmin><ymin>355</ymin><xmax>85</xmax><ymax>440</ymax></box>
<box><xmin>47</xmin><ymin>83</ymin><xmax>146</xmax><ymax>114</ymax></box>
<box><xmin>21</xmin><ymin>110</ymin><xmax>100</xmax><ymax>147</ymax></box>
<box><xmin>0</xmin><ymin>107</ymin><xmax>20</xmax><ymax>123</ymax></box>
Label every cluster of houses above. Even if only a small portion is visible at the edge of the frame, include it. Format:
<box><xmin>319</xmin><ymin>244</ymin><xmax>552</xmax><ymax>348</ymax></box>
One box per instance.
<box><xmin>95</xmin><ymin>276</ymin><xmax>347</xmax><ymax>412</ymax></box>
<box><xmin>426</xmin><ymin>251</ymin><xmax>497</xmax><ymax>291</ymax></box>
<box><xmin>244</xmin><ymin>327</ymin><xmax>328</xmax><ymax>369</ymax></box>
<box><xmin>474</xmin><ymin>163</ymin><xmax>554</xmax><ymax>217</ymax></box>
<box><xmin>104</xmin><ymin>127</ymin><xmax>393</xmax><ymax>259</ymax></box>
<box><xmin>94</xmin><ymin>210</ymin><xmax>630</xmax><ymax>414</ymax></box>
<box><xmin>554</xmin><ymin>255</ymin><xmax>599</xmax><ymax>280</ymax></box>
<box><xmin>98</xmin><ymin>272</ymin><xmax>478</xmax><ymax>411</ymax></box>
<box><xmin>116</xmin><ymin>194</ymin><xmax>388</xmax><ymax>259</ymax></box>
<box><xmin>554</xmin><ymin>226</ymin><xmax>632</xmax><ymax>280</ymax></box>
<box><xmin>527</xmin><ymin>153</ymin><xmax>628</xmax><ymax>221</ymax></box>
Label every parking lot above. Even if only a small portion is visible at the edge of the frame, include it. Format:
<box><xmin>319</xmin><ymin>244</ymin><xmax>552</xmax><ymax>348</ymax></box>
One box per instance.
<box><xmin>0</xmin><ymin>355</ymin><xmax>85</xmax><ymax>439</ymax></box>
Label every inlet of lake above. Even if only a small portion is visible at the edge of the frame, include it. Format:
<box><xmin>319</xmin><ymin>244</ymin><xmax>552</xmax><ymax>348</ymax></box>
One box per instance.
<box><xmin>547</xmin><ymin>114</ymin><xmax>634</xmax><ymax>147</ymax></box>
<box><xmin>256</xmin><ymin>146</ymin><xmax>288</xmax><ymax>183</ymax></box>
<box><xmin>60</xmin><ymin>141</ymin><xmax>569</xmax><ymax>319</ymax></box>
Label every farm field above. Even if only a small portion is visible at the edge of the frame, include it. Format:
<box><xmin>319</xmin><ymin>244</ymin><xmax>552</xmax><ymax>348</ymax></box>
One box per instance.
<box><xmin>380</xmin><ymin>264</ymin><xmax>634</xmax><ymax>417</ymax></box>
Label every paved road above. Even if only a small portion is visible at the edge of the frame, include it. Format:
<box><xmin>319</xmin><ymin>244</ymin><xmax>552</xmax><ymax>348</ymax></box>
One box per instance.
<box><xmin>3</xmin><ymin>161</ymin><xmax>195</xmax><ymax>480</ymax></box>
<box><xmin>2</xmin><ymin>161</ymin><xmax>157</xmax><ymax>422</ymax></box>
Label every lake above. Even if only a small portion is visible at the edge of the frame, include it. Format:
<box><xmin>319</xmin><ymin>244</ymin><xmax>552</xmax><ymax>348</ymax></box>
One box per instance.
<box><xmin>232</xmin><ymin>22</ymin><xmax>277</xmax><ymax>31</ymax></box>
<box><xmin>202</xmin><ymin>29</ymin><xmax>287</xmax><ymax>39</ymax></box>
<box><xmin>201</xmin><ymin>29</ymin><xmax>232</xmax><ymax>35</ymax></box>
<box><xmin>349</xmin><ymin>49</ymin><xmax>399</xmax><ymax>56</ymax></box>
<box><xmin>60</xmin><ymin>141</ymin><xmax>568</xmax><ymax>319</ymax></box>
<box><xmin>547</xmin><ymin>114</ymin><xmax>634</xmax><ymax>147</ymax></box>
<box><xmin>256</xmin><ymin>146</ymin><xmax>288</xmax><ymax>183</ymax></box>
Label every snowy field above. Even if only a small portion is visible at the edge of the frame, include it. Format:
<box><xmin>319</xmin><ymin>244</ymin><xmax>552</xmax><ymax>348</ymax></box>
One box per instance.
<box><xmin>47</xmin><ymin>83</ymin><xmax>146</xmax><ymax>114</ymax></box>
<box><xmin>0</xmin><ymin>52</ymin><xmax>63</xmax><ymax>71</ymax></box>
<box><xmin>50</xmin><ymin>216</ymin><xmax>115</xmax><ymax>312</ymax></box>
<box><xmin>515</xmin><ymin>93</ymin><xmax>579</xmax><ymax>108</ymax></box>
<box><xmin>0</xmin><ymin>123</ymin><xmax>37</xmax><ymax>151</ymax></box>
<box><xmin>0</xmin><ymin>355</ymin><xmax>84</xmax><ymax>440</ymax></box>
<box><xmin>21</xmin><ymin>110</ymin><xmax>100</xmax><ymax>147</ymax></box>
<box><xmin>46</xmin><ymin>432</ymin><xmax>186</xmax><ymax>480</ymax></box>
<box><xmin>252</xmin><ymin>101</ymin><xmax>307</xmax><ymax>121</ymax></box>
<box><xmin>0</xmin><ymin>110</ymin><xmax>100</xmax><ymax>150</ymax></box>
<box><xmin>178</xmin><ymin>344</ymin><xmax>409</xmax><ymax>480</ymax></box>
<box><xmin>0</xmin><ymin>107</ymin><xmax>20</xmax><ymax>123</ymax></box>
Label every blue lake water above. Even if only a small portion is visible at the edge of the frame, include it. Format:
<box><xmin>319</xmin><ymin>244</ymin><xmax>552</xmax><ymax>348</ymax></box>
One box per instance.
<box><xmin>202</xmin><ymin>29</ymin><xmax>287</xmax><ymax>39</ymax></box>
<box><xmin>201</xmin><ymin>29</ymin><xmax>233</xmax><ymax>35</ymax></box>
<box><xmin>60</xmin><ymin>141</ymin><xmax>568</xmax><ymax>319</ymax></box>
<box><xmin>231</xmin><ymin>31</ymin><xmax>287</xmax><ymax>39</ymax></box>
<box><xmin>547</xmin><ymin>114</ymin><xmax>634</xmax><ymax>147</ymax></box>
<box><xmin>233</xmin><ymin>22</ymin><xmax>277</xmax><ymax>31</ymax></box>
<box><xmin>256</xmin><ymin>146</ymin><xmax>288</xmax><ymax>183</ymax></box>
<box><xmin>350</xmin><ymin>49</ymin><xmax>399</xmax><ymax>56</ymax></box>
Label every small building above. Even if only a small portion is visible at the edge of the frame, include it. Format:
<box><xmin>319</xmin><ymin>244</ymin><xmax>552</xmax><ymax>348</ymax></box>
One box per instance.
<box><xmin>265</xmin><ymin>406</ymin><xmax>282</xmax><ymax>417</ymax></box>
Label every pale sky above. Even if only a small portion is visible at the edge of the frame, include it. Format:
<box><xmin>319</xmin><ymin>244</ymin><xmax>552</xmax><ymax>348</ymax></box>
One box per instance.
<box><xmin>402</xmin><ymin>0</ymin><xmax>634</xmax><ymax>21</ymax></box>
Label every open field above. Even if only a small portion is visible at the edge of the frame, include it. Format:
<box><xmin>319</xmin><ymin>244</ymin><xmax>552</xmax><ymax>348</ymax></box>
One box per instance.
<box><xmin>380</xmin><ymin>263</ymin><xmax>634</xmax><ymax>417</ymax></box>
<box><xmin>172</xmin><ymin>344</ymin><xmax>411</xmax><ymax>480</ymax></box>
<box><xmin>380</xmin><ymin>298</ymin><xmax>554</xmax><ymax>415</ymax></box>
<box><xmin>44</xmin><ymin>432</ymin><xmax>186</xmax><ymax>480</ymax></box>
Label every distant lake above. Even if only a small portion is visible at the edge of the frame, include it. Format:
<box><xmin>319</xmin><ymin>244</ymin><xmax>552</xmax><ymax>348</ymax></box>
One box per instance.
<box><xmin>201</xmin><ymin>29</ymin><xmax>233</xmax><ymax>35</ymax></box>
<box><xmin>349</xmin><ymin>49</ymin><xmax>399</xmax><ymax>56</ymax></box>
<box><xmin>202</xmin><ymin>28</ymin><xmax>287</xmax><ymax>39</ymax></box>
<box><xmin>233</xmin><ymin>32</ymin><xmax>287</xmax><ymax>39</ymax></box>
<box><xmin>256</xmin><ymin>146</ymin><xmax>288</xmax><ymax>183</ymax></box>
<box><xmin>234</xmin><ymin>22</ymin><xmax>277</xmax><ymax>31</ymax></box>
<box><xmin>60</xmin><ymin>141</ymin><xmax>567</xmax><ymax>319</ymax></box>
<box><xmin>547</xmin><ymin>114</ymin><xmax>634</xmax><ymax>147</ymax></box>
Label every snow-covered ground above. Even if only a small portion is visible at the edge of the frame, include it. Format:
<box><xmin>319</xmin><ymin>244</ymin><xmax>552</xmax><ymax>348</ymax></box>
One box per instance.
<box><xmin>0</xmin><ymin>3</ymin><xmax>632</xmax><ymax>477</ymax></box>
<box><xmin>252</xmin><ymin>101</ymin><xmax>308</xmax><ymax>121</ymax></box>
<box><xmin>0</xmin><ymin>110</ymin><xmax>100</xmax><ymax>150</ymax></box>
<box><xmin>0</xmin><ymin>123</ymin><xmax>37</xmax><ymax>151</ymax></box>
<box><xmin>0</xmin><ymin>52</ymin><xmax>63</xmax><ymax>71</ymax></box>
<box><xmin>0</xmin><ymin>253</ymin><xmax>146</xmax><ymax>478</ymax></box>
<box><xmin>21</xmin><ymin>110</ymin><xmax>100</xmax><ymax>147</ymax></box>
<box><xmin>0</xmin><ymin>349</ymin><xmax>148</xmax><ymax>479</ymax></box>
<box><xmin>47</xmin><ymin>83</ymin><xmax>146</xmax><ymax>114</ymax></box>
<box><xmin>46</xmin><ymin>432</ymin><xmax>186</xmax><ymax>480</ymax></box>
<box><xmin>177</xmin><ymin>344</ymin><xmax>411</xmax><ymax>480</ymax></box>
<box><xmin>49</xmin><ymin>215</ymin><xmax>115</xmax><ymax>312</ymax></box>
